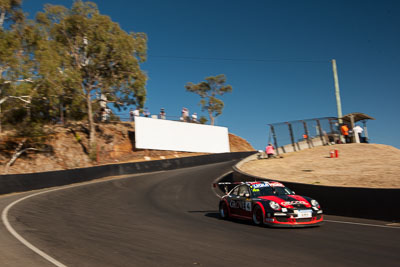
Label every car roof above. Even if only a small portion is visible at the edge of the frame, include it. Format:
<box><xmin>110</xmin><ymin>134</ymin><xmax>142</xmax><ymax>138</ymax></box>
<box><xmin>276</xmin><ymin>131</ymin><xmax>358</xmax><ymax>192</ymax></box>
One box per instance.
<box><xmin>240</xmin><ymin>181</ymin><xmax>286</xmax><ymax>187</ymax></box>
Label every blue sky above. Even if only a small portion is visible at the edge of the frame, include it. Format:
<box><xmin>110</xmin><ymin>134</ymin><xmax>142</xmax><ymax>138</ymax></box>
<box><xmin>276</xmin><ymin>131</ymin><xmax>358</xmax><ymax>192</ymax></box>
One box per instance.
<box><xmin>23</xmin><ymin>0</ymin><xmax>400</xmax><ymax>149</ymax></box>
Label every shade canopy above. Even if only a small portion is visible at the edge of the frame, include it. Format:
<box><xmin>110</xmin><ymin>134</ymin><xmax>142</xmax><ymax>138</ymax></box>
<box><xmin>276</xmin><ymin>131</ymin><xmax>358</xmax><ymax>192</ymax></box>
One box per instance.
<box><xmin>342</xmin><ymin>112</ymin><xmax>375</xmax><ymax>123</ymax></box>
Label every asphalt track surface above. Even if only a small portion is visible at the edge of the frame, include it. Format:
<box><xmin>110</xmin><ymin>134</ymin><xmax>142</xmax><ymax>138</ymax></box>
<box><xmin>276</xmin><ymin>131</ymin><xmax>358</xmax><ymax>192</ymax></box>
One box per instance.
<box><xmin>1</xmin><ymin>160</ymin><xmax>399</xmax><ymax>267</ymax></box>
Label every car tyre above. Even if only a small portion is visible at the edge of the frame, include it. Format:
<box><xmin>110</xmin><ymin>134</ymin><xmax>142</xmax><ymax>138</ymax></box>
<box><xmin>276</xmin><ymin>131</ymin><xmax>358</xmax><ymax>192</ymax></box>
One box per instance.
<box><xmin>219</xmin><ymin>201</ymin><xmax>229</xmax><ymax>219</ymax></box>
<box><xmin>252</xmin><ymin>205</ymin><xmax>264</xmax><ymax>226</ymax></box>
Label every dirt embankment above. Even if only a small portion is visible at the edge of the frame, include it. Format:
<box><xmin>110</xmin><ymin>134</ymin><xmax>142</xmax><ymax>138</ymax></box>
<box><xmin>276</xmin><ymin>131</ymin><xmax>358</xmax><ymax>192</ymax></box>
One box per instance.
<box><xmin>240</xmin><ymin>143</ymin><xmax>400</xmax><ymax>188</ymax></box>
<box><xmin>0</xmin><ymin>122</ymin><xmax>254</xmax><ymax>174</ymax></box>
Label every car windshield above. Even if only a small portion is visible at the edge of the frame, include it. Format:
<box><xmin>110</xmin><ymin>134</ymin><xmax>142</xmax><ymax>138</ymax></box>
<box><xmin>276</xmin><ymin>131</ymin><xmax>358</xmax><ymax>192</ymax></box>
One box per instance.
<box><xmin>252</xmin><ymin>186</ymin><xmax>294</xmax><ymax>197</ymax></box>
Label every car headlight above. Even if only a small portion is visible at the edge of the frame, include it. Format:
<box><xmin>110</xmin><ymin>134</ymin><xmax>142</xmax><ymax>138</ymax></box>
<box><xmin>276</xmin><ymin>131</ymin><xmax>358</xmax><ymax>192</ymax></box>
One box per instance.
<box><xmin>311</xmin><ymin>199</ymin><xmax>319</xmax><ymax>207</ymax></box>
<box><xmin>269</xmin><ymin>201</ymin><xmax>280</xmax><ymax>210</ymax></box>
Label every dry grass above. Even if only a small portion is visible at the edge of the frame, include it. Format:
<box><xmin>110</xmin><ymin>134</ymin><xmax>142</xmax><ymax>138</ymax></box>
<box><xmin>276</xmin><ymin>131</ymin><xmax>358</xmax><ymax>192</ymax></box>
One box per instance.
<box><xmin>1</xmin><ymin>122</ymin><xmax>254</xmax><ymax>174</ymax></box>
<box><xmin>240</xmin><ymin>143</ymin><xmax>400</xmax><ymax>188</ymax></box>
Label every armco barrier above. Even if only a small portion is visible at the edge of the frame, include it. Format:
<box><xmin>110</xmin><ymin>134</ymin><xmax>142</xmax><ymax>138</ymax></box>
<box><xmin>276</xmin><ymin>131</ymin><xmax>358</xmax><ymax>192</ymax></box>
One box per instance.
<box><xmin>0</xmin><ymin>151</ymin><xmax>256</xmax><ymax>195</ymax></box>
<box><xmin>232</xmin><ymin>158</ymin><xmax>400</xmax><ymax>222</ymax></box>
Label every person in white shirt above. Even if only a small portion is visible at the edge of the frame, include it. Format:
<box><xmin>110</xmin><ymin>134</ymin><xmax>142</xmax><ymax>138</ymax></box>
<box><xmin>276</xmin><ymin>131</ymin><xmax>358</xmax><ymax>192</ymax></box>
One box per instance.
<box><xmin>353</xmin><ymin>125</ymin><xmax>364</xmax><ymax>143</ymax></box>
<box><xmin>132</xmin><ymin>107</ymin><xmax>140</xmax><ymax>121</ymax></box>
<box><xmin>191</xmin><ymin>112</ymin><xmax>197</xmax><ymax>123</ymax></box>
<box><xmin>159</xmin><ymin>108</ymin><xmax>166</xmax><ymax>119</ymax></box>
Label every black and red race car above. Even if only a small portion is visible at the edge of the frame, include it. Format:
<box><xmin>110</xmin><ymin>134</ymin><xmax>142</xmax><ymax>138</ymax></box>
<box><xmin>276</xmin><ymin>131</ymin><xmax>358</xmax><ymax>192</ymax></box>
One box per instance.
<box><xmin>217</xmin><ymin>181</ymin><xmax>323</xmax><ymax>227</ymax></box>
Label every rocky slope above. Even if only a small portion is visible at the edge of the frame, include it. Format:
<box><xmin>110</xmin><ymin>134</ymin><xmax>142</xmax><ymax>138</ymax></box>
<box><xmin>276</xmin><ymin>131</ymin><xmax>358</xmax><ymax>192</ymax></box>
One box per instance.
<box><xmin>0</xmin><ymin>122</ymin><xmax>254</xmax><ymax>174</ymax></box>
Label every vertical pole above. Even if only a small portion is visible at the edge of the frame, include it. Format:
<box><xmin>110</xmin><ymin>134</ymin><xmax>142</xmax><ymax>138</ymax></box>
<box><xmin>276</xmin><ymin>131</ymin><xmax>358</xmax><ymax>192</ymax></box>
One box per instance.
<box><xmin>332</xmin><ymin>59</ymin><xmax>343</xmax><ymax>124</ymax></box>
<box><xmin>349</xmin><ymin>114</ymin><xmax>357</xmax><ymax>143</ymax></box>
<box><xmin>0</xmin><ymin>102</ymin><xmax>2</xmax><ymax>133</ymax></box>
<box><xmin>328</xmin><ymin>118</ymin><xmax>335</xmax><ymax>144</ymax></box>
<box><xmin>60</xmin><ymin>102</ymin><xmax>64</xmax><ymax>125</ymax></box>
<box><xmin>303</xmin><ymin>121</ymin><xmax>312</xmax><ymax>148</ymax></box>
<box><xmin>270</xmin><ymin>125</ymin><xmax>279</xmax><ymax>156</ymax></box>
<box><xmin>316</xmin><ymin>119</ymin><xmax>325</xmax><ymax>145</ymax></box>
<box><xmin>362</xmin><ymin>120</ymin><xmax>369</xmax><ymax>142</ymax></box>
<box><xmin>287</xmin><ymin>122</ymin><xmax>296</xmax><ymax>152</ymax></box>
<box><xmin>328</xmin><ymin>118</ymin><xmax>334</xmax><ymax>133</ymax></box>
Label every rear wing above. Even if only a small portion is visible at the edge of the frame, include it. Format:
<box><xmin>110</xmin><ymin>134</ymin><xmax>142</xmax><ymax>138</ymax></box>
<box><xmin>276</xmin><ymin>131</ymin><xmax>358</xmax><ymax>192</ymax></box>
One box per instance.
<box><xmin>212</xmin><ymin>182</ymin><xmax>244</xmax><ymax>194</ymax></box>
<box><xmin>213</xmin><ymin>181</ymin><xmax>272</xmax><ymax>195</ymax></box>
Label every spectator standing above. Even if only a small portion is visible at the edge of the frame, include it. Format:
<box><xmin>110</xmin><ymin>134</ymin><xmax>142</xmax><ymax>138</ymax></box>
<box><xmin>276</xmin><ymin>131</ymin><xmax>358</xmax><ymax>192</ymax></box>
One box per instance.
<box><xmin>185</xmin><ymin>108</ymin><xmax>190</xmax><ymax>122</ymax></box>
<box><xmin>191</xmin><ymin>112</ymin><xmax>197</xmax><ymax>123</ymax></box>
<box><xmin>265</xmin><ymin>143</ymin><xmax>275</xmax><ymax>158</ymax></box>
<box><xmin>129</xmin><ymin>108</ymin><xmax>134</xmax><ymax>121</ymax></box>
<box><xmin>144</xmin><ymin>107</ymin><xmax>150</xmax><ymax>117</ymax></box>
<box><xmin>159</xmin><ymin>108</ymin><xmax>166</xmax><ymax>119</ymax></box>
<box><xmin>133</xmin><ymin>107</ymin><xmax>140</xmax><ymax>119</ymax></box>
<box><xmin>340</xmin><ymin>124</ymin><xmax>350</xmax><ymax>143</ymax></box>
<box><xmin>353</xmin><ymin>125</ymin><xmax>364</xmax><ymax>143</ymax></box>
<box><xmin>182</xmin><ymin>107</ymin><xmax>189</xmax><ymax>122</ymax></box>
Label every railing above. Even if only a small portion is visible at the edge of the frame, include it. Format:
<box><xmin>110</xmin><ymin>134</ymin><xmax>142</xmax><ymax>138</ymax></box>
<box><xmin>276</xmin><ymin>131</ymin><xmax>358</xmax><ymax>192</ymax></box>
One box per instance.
<box><xmin>268</xmin><ymin>117</ymin><xmax>341</xmax><ymax>155</ymax></box>
<box><xmin>101</xmin><ymin>113</ymin><xmax>202</xmax><ymax>124</ymax></box>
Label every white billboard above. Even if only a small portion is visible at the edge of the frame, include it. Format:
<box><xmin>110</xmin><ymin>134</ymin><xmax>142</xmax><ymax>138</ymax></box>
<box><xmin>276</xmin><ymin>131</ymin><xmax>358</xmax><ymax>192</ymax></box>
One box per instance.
<box><xmin>134</xmin><ymin>117</ymin><xmax>230</xmax><ymax>153</ymax></box>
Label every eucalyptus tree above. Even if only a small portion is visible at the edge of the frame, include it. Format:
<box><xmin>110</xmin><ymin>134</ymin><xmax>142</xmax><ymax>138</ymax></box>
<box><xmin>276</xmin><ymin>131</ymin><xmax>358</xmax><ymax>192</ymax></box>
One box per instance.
<box><xmin>0</xmin><ymin>0</ymin><xmax>29</xmax><ymax>132</ymax></box>
<box><xmin>185</xmin><ymin>74</ymin><xmax>233</xmax><ymax>125</ymax></box>
<box><xmin>36</xmin><ymin>1</ymin><xmax>147</xmax><ymax>154</ymax></box>
<box><xmin>0</xmin><ymin>0</ymin><xmax>23</xmax><ymax>29</ymax></box>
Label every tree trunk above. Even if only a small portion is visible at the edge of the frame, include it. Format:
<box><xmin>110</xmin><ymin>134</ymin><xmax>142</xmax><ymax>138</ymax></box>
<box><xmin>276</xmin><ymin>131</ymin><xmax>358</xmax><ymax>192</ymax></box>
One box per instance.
<box><xmin>86</xmin><ymin>93</ymin><xmax>96</xmax><ymax>154</ymax></box>
<box><xmin>0</xmin><ymin>10</ymin><xmax>5</xmax><ymax>30</ymax></box>
<box><xmin>0</xmin><ymin>96</ymin><xmax>7</xmax><ymax>133</ymax></box>
<box><xmin>209</xmin><ymin>111</ymin><xmax>215</xmax><ymax>126</ymax></box>
<box><xmin>60</xmin><ymin>102</ymin><xmax>64</xmax><ymax>124</ymax></box>
<box><xmin>0</xmin><ymin>103</ymin><xmax>2</xmax><ymax>133</ymax></box>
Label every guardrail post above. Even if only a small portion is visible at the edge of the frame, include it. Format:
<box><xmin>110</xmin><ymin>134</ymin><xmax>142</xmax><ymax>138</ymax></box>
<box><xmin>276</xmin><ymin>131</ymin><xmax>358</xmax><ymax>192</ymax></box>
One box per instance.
<box><xmin>303</xmin><ymin>121</ymin><xmax>312</xmax><ymax>148</ymax></box>
<box><xmin>270</xmin><ymin>125</ymin><xmax>280</xmax><ymax>156</ymax></box>
<box><xmin>328</xmin><ymin>118</ymin><xmax>335</xmax><ymax>134</ymax></box>
<box><xmin>287</xmin><ymin>122</ymin><xmax>297</xmax><ymax>152</ymax></box>
<box><xmin>328</xmin><ymin>118</ymin><xmax>336</xmax><ymax>144</ymax></box>
<box><xmin>316</xmin><ymin>119</ymin><xmax>325</xmax><ymax>145</ymax></box>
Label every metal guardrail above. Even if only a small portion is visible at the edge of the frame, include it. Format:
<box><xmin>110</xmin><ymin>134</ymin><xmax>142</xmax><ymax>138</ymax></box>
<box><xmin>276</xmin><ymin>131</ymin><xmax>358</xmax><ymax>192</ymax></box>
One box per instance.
<box><xmin>268</xmin><ymin>117</ymin><xmax>340</xmax><ymax>155</ymax></box>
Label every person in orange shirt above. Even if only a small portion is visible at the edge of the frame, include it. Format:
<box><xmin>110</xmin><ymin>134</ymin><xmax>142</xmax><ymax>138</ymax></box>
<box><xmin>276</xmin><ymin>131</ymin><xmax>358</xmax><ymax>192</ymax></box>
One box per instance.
<box><xmin>340</xmin><ymin>124</ymin><xmax>350</xmax><ymax>143</ymax></box>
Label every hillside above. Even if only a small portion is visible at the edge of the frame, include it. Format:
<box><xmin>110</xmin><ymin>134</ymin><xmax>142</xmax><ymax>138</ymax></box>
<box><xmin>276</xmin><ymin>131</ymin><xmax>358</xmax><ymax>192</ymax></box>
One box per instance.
<box><xmin>0</xmin><ymin>122</ymin><xmax>254</xmax><ymax>174</ymax></box>
<box><xmin>239</xmin><ymin>143</ymin><xmax>400</xmax><ymax>188</ymax></box>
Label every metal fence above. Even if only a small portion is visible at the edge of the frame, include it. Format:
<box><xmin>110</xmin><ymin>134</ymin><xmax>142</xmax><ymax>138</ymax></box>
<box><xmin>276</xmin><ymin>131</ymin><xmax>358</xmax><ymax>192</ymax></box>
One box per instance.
<box><xmin>268</xmin><ymin>117</ymin><xmax>341</xmax><ymax>155</ymax></box>
<box><xmin>110</xmin><ymin>112</ymin><xmax>201</xmax><ymax>124</ymax></box>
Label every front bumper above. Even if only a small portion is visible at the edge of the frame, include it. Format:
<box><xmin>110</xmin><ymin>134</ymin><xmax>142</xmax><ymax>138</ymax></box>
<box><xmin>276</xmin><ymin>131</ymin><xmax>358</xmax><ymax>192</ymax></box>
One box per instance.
<box><xmin>264</xmin><ymin>211</ymin><xmax>324</xmax><ymax>227</ymax></box>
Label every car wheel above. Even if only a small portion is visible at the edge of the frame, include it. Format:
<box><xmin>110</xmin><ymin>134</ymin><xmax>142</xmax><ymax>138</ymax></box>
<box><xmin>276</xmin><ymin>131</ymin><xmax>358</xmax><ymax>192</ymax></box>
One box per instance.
<box><xmin>252</xmin><ymin>205</ymin><xmax>264</xmax><ymax>226</ymax></box>
<box><xmin>219</xmin><ymin>201</ymin><xmax>229</xmax><ymax>219</ymax></box>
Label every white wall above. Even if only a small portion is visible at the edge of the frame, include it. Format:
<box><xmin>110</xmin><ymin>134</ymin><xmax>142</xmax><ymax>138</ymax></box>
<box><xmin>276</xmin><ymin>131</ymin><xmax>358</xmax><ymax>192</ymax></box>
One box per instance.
<box><xmin>134</xmin><ymin>117</ymin><xmax>230</xmax><ymax>153</ymax></box>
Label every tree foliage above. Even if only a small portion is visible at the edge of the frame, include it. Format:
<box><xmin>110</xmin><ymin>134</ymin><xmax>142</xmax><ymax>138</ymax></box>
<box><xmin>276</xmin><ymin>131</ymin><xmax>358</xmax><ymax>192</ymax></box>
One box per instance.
<box><xmin>185</xmin><ymin>74</ymin><xmax>232</xmax><ymax>125</ymax></box>
<box><xmin>0</xmin><ymin>1</ymin><xmax>148</xmax><ymax>159</ymax></box>
<box><xmin>34</xmin><ymin>1</ymin><xmax>147</xmax><ymax>152</ymax></box>
<box><xmin>0</xmin><ymin>0</ymin><xmax>34</xmax><ymax>131</ymax></box>
<box><xmin>0</xmin><ymin>0</ymin><xmax>23</xmax><ymax>30</ymax></box>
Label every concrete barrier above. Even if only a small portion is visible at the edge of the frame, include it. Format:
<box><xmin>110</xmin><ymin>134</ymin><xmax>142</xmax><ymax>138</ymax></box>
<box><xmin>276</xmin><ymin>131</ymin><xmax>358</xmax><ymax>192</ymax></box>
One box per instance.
<box><xmin>277</xmin><ymin>136</ymin><xmax>326</xmax><ymax>154</ymax></box>
<box><xmin>232</xmin><ymin>155</ymin><xmax>400</xmax><ymax>222</ymax></box>
<box><xmin>0</xmin><ymin>151</ymin><xmax>256</xmax><ymax>195</ymax></box>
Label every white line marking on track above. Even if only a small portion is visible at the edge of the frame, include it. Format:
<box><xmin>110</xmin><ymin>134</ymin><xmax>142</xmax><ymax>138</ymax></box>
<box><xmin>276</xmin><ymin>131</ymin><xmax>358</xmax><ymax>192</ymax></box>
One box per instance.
<box><xmin>2</xmin><ymin>187</ymin><xmax>68</xmax><ymax>267</ymax></box>
<box><xmin>1</xmin><ymin>171</ymin><xmax>163</xmax><ymax>267</ymax></box>
<box><xmin>325</xmin><ymin>219</ymin><xmax>400</xmax><ymax>229</ymax></box>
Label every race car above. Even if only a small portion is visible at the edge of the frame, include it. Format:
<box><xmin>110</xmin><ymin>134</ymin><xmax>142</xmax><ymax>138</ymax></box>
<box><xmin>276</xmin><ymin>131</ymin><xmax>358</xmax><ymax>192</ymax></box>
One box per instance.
<box><xmin>217</xmin><ymin>181</ymin><xmax>323</xmax><ymax>227</ymax></box>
